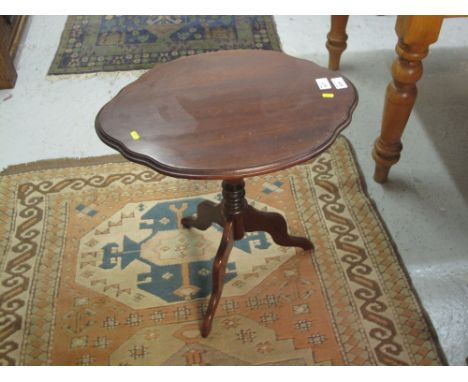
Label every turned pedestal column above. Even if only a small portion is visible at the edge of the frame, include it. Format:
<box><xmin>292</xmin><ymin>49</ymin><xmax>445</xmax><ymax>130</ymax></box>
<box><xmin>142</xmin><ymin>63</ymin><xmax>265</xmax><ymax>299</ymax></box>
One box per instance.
<box><xmin>182</xmin><ymin>179</ymin><xmax>312</xmax><ymax>337</ymax></box>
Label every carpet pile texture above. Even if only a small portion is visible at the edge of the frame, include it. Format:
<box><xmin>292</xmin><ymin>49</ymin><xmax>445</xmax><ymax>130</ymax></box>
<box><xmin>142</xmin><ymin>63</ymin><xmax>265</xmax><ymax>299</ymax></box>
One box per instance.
<box><xmin>0</xmin><ymin>137</ymin><xmax>446</xmax><ymax>365</ymax></box>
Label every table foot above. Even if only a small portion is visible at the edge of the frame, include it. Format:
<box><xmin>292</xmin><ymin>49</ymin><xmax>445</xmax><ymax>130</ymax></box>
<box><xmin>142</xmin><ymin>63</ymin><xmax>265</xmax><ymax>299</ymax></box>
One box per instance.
<box><xmin>372</xmin><ymin>138</ymin><xmax>402</xmax><ymax>183</ymax></box>
<box><xmin>244</xmin><ymin>205</ymin><xmax>313</xmax><ymax>251</ymax></box>
<box><xmin>373</xmin><ymin>163</ymin><xmax>391</xmax><ymax>184</ymax></box>
<box><xmin>181</xmin><ymin>200</ymin><xmax>223</xmax><ymax>230</ymax></box>
<box><xmin>201</xmin><ymin>219</ymin><xmax>234</xmax><ymax>337</ymax></box>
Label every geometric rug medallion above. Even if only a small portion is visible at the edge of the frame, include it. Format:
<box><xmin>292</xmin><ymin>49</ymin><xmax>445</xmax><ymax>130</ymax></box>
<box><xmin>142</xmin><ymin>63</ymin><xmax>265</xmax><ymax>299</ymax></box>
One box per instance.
<box><xmin>0</xmin><ymin>136</ymin><xmax>446</xmax><ymax>365</ymax></box>
<box><xmin>48</xmin><ymin>15</ymin><xmax>281</xmax><ymax>75</ymax></box>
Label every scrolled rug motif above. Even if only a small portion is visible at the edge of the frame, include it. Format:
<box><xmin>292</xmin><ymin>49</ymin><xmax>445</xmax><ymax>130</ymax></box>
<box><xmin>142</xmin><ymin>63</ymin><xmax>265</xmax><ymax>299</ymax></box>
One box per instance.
<box><xmin>0</xmin><ymin>136</ymin><xmax>446</xmax><ymax>365</ymax></box>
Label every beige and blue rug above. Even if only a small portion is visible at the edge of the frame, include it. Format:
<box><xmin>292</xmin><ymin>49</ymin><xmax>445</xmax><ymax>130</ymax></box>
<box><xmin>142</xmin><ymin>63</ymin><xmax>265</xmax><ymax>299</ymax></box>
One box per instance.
<box><xmin>48</xmin><ymin>15</ymin><xmax>281</xmax><ymax>75</ymax></box>
<box><xmin>0</xmin><ymin>136</ymin><xmax>446</xmax><ymax>365</ymax></box>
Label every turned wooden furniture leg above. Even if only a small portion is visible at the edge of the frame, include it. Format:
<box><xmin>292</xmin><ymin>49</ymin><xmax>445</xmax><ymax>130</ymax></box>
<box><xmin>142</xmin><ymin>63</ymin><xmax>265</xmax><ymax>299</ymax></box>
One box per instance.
<box><xmin>244</xmin><ymin>205</ymin><xmax>313</xmax><ymax>251</ymax></box>
<box><xmin>372</xmin><ymin>16</ymin><xmax>443</xmax><ymax>183</ymax></box>
<box><xmin>201</xmin><ymin>219</ymin><xmax>234</xmax><ymax>337</ymax></box>
<box><xmin>326</xmin><ymin>15</ymin><xmax>349</xmax><ymax>71</ymax></box>
<box><xmin>181</xmin><ymin>200</ymin><xmax>224</xmax><ymax>230</ymax></box>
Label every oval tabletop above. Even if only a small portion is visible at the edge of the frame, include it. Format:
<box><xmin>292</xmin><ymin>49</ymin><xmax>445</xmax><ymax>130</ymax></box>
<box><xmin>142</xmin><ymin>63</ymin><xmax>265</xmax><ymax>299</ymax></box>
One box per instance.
<box><xmin>95</xmin><ymin>50</ymin><xmax>358</xmax><ymax>180</ymax></box>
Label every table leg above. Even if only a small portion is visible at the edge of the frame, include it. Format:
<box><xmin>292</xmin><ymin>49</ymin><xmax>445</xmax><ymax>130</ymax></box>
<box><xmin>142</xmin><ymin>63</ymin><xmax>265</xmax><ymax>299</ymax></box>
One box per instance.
<box><xmin>373</xmin><ymin>16</ymin><xmax>443</xmax><ymax>183</ymax></box>
<box><xmin>184</xmin><ymin>178</ymin><xmax>312</xmax><ymax>337</ymax></box>
<box><xmin>244</xmin><ymin>205</ymin><xmax>313</xmax><ymax>251</ymax></box>
<box><xmin>181</xmin><ymin>200</ymin><xmax>223</xmax><ymax>230</ymax></box>
<box><xmin>326</xmin><ymin>15</ymin><xmax>349</xmax><ymax>70</ymax></box>
<box><xmin>201</xmin><ymin>219</ymin><xmax>234</xmax><ymax>337</ymax></box>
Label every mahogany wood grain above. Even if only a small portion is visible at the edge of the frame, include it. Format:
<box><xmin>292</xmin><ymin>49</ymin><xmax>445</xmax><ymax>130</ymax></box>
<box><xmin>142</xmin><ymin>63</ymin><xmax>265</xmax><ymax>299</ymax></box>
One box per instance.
<box><xmin>96</xmin><ymin>50</ymin><xmax>357</xmax><ymax>180</ymax></box>
<box><xmin>95</xmin><ymin>50</ymin><xmax>357</xmax><ymax>337</ymax></box>
<box><xmin>244</xmin><ymin>205</ymin><xmax>313</xmax><ymax>251</ymax></box>
<box><xmin>181</xmin><ymin>200</ymin><xmax>224</xmax><ymax>230</ymax></box>
<box><xmin>201</xmin><ymin>218</ymin><xmax>234</xmax><ymax>338</ymax></box>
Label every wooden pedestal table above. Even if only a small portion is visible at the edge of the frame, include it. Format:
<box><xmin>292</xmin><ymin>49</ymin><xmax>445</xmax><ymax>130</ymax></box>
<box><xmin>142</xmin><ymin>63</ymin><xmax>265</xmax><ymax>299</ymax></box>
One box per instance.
<box><xmin>95</xmin><ymin>50</ymin><xmax>358</xmax><ymax>337</ymax></box>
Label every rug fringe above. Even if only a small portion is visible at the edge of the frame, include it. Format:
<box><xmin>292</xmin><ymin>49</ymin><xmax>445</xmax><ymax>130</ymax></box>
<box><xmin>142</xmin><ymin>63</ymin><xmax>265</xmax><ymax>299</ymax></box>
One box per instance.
<box><xmin>0</xmin><ymin>154</ymin><xmax>128</xmax><ymax>176</ymax></box>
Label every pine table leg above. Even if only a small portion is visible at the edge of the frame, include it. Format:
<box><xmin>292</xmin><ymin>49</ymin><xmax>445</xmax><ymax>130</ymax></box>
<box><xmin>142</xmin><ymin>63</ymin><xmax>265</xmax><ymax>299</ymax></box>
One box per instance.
<box><xmin>326</xmin><ymin>15</ymin><xmax>349</xmax><ymax>71</ymax></box>
<box><xmin>373</xmin><ymin>16</ymin><xmax>443</xmax><ymax>183</ymax></box>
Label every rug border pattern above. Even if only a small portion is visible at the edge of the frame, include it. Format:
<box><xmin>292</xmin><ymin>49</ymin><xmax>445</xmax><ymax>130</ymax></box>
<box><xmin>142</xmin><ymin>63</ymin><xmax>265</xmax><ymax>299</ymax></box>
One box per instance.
<box><xmin>0</xmin><ymin>136</ymin><xmax>447</xmax><ymax>365</ymax></box>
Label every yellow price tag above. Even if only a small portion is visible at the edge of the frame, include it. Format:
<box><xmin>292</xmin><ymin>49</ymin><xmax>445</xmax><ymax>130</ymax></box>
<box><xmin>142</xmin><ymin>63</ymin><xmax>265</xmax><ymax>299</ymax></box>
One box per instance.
<box><xmin>130</xmin><ymin>130</ymin><xmax>140</xmax><ymax>140</ymax></box>
<box><xmin>322</xmin><ymin>93</ymin><xmax>334</xmax><ymax>98</ymax></box>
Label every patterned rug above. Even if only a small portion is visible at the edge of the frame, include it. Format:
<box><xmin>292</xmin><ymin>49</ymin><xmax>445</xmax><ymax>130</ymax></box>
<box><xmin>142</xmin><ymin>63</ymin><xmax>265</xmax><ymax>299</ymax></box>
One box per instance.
<box><xmin>48</xmin><ymin>15</ymin><xmax>281</xmax><ymax>75</ymax></box>
<box><xmin>0</xmin><ymin>137</ymin><xmax>446</xmax><ymax>365</ymax></box>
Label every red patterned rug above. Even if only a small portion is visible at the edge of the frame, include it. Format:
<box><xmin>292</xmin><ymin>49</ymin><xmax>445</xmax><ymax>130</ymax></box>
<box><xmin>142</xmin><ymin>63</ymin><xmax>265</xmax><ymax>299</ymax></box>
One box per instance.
<box><xmin>0</xmin><ymin>136</ymin><xmax>446</xmax><ymax>365</ymax></box>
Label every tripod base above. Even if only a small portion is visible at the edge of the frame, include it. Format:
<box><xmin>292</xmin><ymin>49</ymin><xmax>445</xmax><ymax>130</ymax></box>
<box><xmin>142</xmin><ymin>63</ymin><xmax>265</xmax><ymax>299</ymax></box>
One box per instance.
<box><xmin>181</xmin><ymin>179</ymin><xmax>313</xmax><ymax>337</ymax></box>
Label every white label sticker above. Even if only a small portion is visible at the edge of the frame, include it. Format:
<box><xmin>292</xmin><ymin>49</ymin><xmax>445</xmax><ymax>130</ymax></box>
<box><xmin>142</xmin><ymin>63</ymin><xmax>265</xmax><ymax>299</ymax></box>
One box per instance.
<box><xmin>331</xmin><ymin>77</ymin><xmax>348</xmax><ymax>89</ymax></box>
<box><xmin>315</xmin><ymin>78</ymin><xmax>332</xmax><ymax>90</ymax></box>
